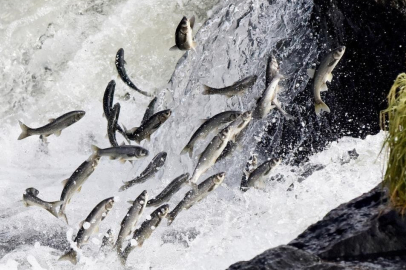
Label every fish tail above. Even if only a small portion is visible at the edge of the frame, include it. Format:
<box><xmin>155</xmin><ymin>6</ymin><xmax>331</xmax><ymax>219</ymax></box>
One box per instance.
<box><xmin>91</xmin><ymin>145</ymin><xmax>100</xmax><ymax>157</ymax></box>
<box><xmin>202</xmin><ymin>85</ymin><xmax>212</xmax><ymax>95</ymax></box>
<box><xmin>18</xmin><ymin>121</ymin><xmax>31</xmax><ymax>140</ymax></box>
<box><xmin>314</xmin><ymin>100</ymin><xmax>330</xmax><ymax>116</ymax></box>
<box><xmin>119</xmin><ymin>247</ymin><xmax>130</xmax><ymax>265</ymax></box>
<box><xmin>58</xmin><ymin>205</ymin><xmax>69</xmax><ymax>224</ymax></box>
<box><xmin>58</xmin><ymin>249</ymin><xmax>77</xmax><ymax>265</ymax></box>
<box><xmin>180</xmin><ymin>145</ymin><xmax>193</xmax><ymax>158</ymax></box>
<box><xmin>118</xmin><ymin>182</ymin><xmax>130</xmax><ymax>192</ymax></box>
<box><xmin>48</xmin><ymin>201</ymin><xmax>64</xmax><ymax>218</ymax></box>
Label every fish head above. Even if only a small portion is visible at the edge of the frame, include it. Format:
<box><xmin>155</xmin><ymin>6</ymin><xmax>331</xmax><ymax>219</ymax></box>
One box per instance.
<box><xmin>242</xmin><ymin>111</ymin><xmax>253</xmax><ymax>121</ymax></box>
<box><xmin>74</xmin><ymin>111</ymin><xmax>86</xmax><ymax>121</ymax></box>
<box><xmin>138</xmin><ymin>190</ymin><xmax>148</xmax><ymax>204</ymax></box>
<box><xmin>333</xmin><ymin>46</ymin><xmax>346</xmax><ymax>60</ymax></box>
<box><xmin>251</xmin><ymin>155</ymin><xmax>258</xmax><ymax>166</ymax></box>
<box><xmin>180</xmin><ymin>16</ymin><xmax>189</xmax><ymax>28</ymax></box>
<box><xmin>214</xmin><ymin>172</ymin><xmax>226</xmax><ymax>185</ymax></box>
<box><xmin>268</xmin><ymin>158</ymin><xmax>282</xmax><ymax>169</ymax></box>
<box><xmin>220</xmin><ymin>126</ymin><xmax>231</xmax><ymax>140</ymax></box>
<box><xmin>112</xmin><ymin>103</ymin><xmax>121</xmax><ymax>113</ymax></box>
<box><xmin>157</xmin><ymin>204</ymin><xmax>170</xmax><ymax>217</ymax></box>
<box><xmin>159</xmin><ymin>110</ymin><xmax>172</xmax><ymax>122</ymax></box>
<box><xmin>158</xmin><ymin>152</ymin><xmax>168</xmax><ymax>161</ymax></box>
<box><xmin>25</xmin><ymin>187</ymin><xmax>39</xmax><ymax>196</ymax></box>
<box><xmin>139</xmin><ymin>148</ymin><xmax>149</xmax><ymax>157</ymax></box>
<box><xmin>229</xmin><ymin>112</ymin><xmax>242</xmax><ymax>121</ymax></box>
<box><xmin>91</xmin><ymin>155</ymin><xmax>101</xmax><ymax>166</ymax></box>
<box><xmin>105</xmin><ymin>197</ymin><xmax>115</xmax><ymax>211</ymax></box>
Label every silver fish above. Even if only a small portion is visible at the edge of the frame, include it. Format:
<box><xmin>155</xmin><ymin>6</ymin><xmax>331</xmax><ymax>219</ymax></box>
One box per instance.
<box><xmin>253</xmin><ymin>73</ymin><xmax>284</xmax><ymax>119</ymax></box>
<box><xmin>22</xmin><ymin>188</ymin><xmax>63</xmax><ymax>218</ymax></box>
<box><xmin>115</xmin><ymin>48</ymin><xmax>151</xmax><ymax>97</ymax></box>
<box><xmin>91</xmin><ymin>145</ymin><xmax>148</xmax><ymax>163</ymax></box>
<box><xmin>18</xmin><ymin>110</ymin><xmax>85</xmax><ymax>140</ymax></box>
<box><xmin>119</xmin><ymin>152</ymin><xmax>167</xmax><ymax>191</ymax></box>
<box><xmin>170</xmin><ymin>16</ymin><xmax>196</xmax><ymax>51</ymax></box>
<box><xmin>141</xmin><ymin>97</ymin><xmax>157</xmax><ymax>125</ymax></box>
<box><xmin>202</xmin><ymin>75</ymin><xmax>257</xmax><ymax>97</ymax></box>
<box><xmin>227</xmin><ymin>111</ymin><xmax>252</xmax><ymax>142</ymax></box>
<box><xmin>126</xmin><ymin>110</ymin><xmax>171</xmax><ymax>143</ymax></box>
<box><xmin>120</xmin><ymin>204</ymin><xmax>169</xmax><ymax>265</ymax></box>
<box><xmin>58</xmin><ymin>155</ymin><xmax>101</xmax><ymax>224</ymax></box>
<box><xmin>167</xmin><ymin>172</ymin><xmax>225</xmax><ymax>225</ymax></box>
<box><xmin>107</xmin><ymin>103</ymin><xmax>120</xmax><ymax>147</ymax></box>
<box><xmin>307</xmin><ymin>46</ymin><xmax>346</xmax><ymax>115</ymax></box>
<box><xmin>59</xmin><ymin>197</ymin><xmax>114</xmax><ymax>265</ymax></box>
<box><xmin>189</xmin><ymin>127</ymin><xmax>231</xmax><ymax>184</ymax></box>
<box><xmin>181</xmin><ymin>111</ymin><xmax>242</xmax><ymax>158</ymax></box>
<box><xmin>266</xmin><ymin>54</ymin><xmax>279</xmax><ymax>87</ymax></box>
<box><xmin>115</xmin><ymin>190</ymin><xmax>148</xmax><ymax>253</ymax></box>
<box><xmin>246</xmin><ymin>159</ymin><xmax>281</xmax><ymax>189</ymax></box>
<box><xmin>103</xmin><ymin>80</ymin><xmax>116</xmax><ymax>119</ymax></box>
<box><xmin>146</xmin><ymin>173</ymin><xmax>189</xmax><ymax>207</ymax></box>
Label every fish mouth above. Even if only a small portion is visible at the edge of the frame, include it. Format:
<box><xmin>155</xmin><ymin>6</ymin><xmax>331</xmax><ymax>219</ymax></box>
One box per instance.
<box><xmin>242</xmin><ymin>111</ymin><xmax>252</xmax><ymax>119</ymax></box>
<box><xmin>214</xmin><ymin>172</ymin><xmax>226</xmax><ymax>184</ymax></box>
<box><xmin>333</xmin><ymin>46</ymin><xmax>346</xmax><ymax>59</ymax></box>
<box><xmin>159</xmin><ymin>205</ymin><xmax>170</xmax><ymax>216</ymax></box>
<box><xmin>141</xmin><ymin>149</ymin><xmax>149</xmax><ymax>157</ymax></box>
<box><xmin>106</xmin><ymin>198</ymin><xmax>115</xmax><ymax>210</ymax></box>
<box><xmin>75</xmin><ymin>111</ymin><xmax>86</xmax><ymax>120</ymax></box>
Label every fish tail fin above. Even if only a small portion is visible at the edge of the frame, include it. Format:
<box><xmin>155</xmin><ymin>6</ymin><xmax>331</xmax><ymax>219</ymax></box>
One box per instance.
<box><xmin>118</xmin><ymin>182</ymin><xmax>130</xmax><ymax>192</ymax></box>
<box><xmin>314</xmin><ymin>100</ymin><xmax>330</xmax><ymax>116</ymax></box>
<box><xmin>180</xmin><ymin>145</ymin><xmax>193</xmax><ymax>158</ymax></box>
<box><xmin>58</xmin><ymin>249</ymin><xmax>77</xmax><ymax>265</ymax></box>
<box><xmin>58</xmin><ymin>207</ymin><xmax>69</xmax><ymax>224</ymax></box>
<box><xmin>202</xmin><ymin>85</ymin><xmax>212</xmax><ymax>95</ymax></box>
<box><xmin>119</xmin><ymin>248</ymin><xmax>129</xmax><ymax>265</ymax></box>
<box><xmin>91</xmin><ymin>145</ymin><xmax>100</xmax><ymax>156</ymax></box>
<box><xmin>48</xmin><ymin>201</ymin><xmax>64</xmax><ymax>218</ymax></box>
<box><xmin>191</xmin><ymin>42</ymin><xmax>197</xmax><ymax>52</ymax></box>
<box><xmin>18</xmin><ymin>121</ymin><xmax>31</xmax><ymax>140</ymax></box>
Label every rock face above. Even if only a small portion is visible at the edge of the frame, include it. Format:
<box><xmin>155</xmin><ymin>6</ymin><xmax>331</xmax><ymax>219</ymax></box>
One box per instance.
<box><xmin>229</xmin><ymin>185</ymin><xmax>406</xmax><ymax>270</ymax></box>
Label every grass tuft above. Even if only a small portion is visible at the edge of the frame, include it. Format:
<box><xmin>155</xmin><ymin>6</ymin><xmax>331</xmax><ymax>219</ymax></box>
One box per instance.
<box><xmin>380</xmin><ymin>73</ymin><xmax>406</xmax><ymax>210</ymax></box>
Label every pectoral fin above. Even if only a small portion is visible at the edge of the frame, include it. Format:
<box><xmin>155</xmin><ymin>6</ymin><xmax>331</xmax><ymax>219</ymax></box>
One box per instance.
<box><xmin>169</xmin><ymin>45</ymin><xmax>179</xmax><ymax>51</ymax></box>
<box><xmin>61</xmin><ymin>179</ymin><xmax>69</xmax><ymax>186</ymax></box>
<box><xmin>48</xmin><ymin>118</ymin><xmax>56</xmax><ymax>123</ymax></box>
<box><xmin>320</xmin><ymin>83</ymin><xmax>328</xmax><ymax>92</ymax></box>
<box><xmin>77</xmin><ymin>186</ymin><xmax>82</xmax><ymax>193</ymax></box>
<box><xmin>54</xmin><ymin>130</ymin><xmax>62</xmax><ymax>137</ymax></box>
<box><xmin>189</xmin><ymin>16</ymin><xmax>195</xmax><ymax>29</ymax></box>
<box><xmin>326</xmin><ymin>73</ymin><xmax>333</xmax><ymax>83</ymax></box>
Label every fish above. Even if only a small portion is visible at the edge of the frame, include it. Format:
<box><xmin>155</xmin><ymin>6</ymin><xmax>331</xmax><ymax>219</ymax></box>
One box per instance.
<box><xmin>125</xmin><ymin>110</ymin><xmax>171</xmax><ymax>143</ymax></box>
<box><xmin>115</xmin><ymin>48</ymin><xmax>151</xmax><ymax>97</ymax></box>
<box><xmin>22</xmin><ymin>188</ymin><xmax>63</xmax><ymax>218</ymax></box>
<box><xmin>91</xmin><ymin>145</ymin><xmax>148</xmax><ymax>163</ymax></box>
<box><xmin>119</xmin><ymin>204</ymin><xmax>169</xmax><ymax>265</ymax></box>
<box><xmin>245</xmin><ymin>159</ymin><xmax>281</xmax><ymax>189</ymax></box>
<box><xmin>141</xmin><ymin>97</ymin><xmax>157</xmax><ymax>125</ymax></box>
<box><xmin>266</xmin><ymin>54</ymin><xmax>279</xmax><ymax>87</ymax></box>
<box><xmin>202</xmin><ymin>75</ymin><xmax>257</xmax><ymax>97</ymax></box>
<box><xmin>170</xmin><ymin>16</ymin><xmax>196</xmax><ymax>51</ymax></box>
<box><xmin>253</xmin><ymin>73</ymin><xmax>284</xmax><ymax>119</ymax></box>
<box><xmin>307</xmin><ymin>46</ymin><xmax>346</xmax><ymax>115</ymax></box>
<box><xmin>188</xmin><ymin>127</ymin><xmax>231</xmax><ymax>184</ymax></box>
<box><xmin>115</xmin><ymin>190</ymin><xmax>148</xmax><ymax>253</ymax></box>
<box><xmin>58</xmin><ymin>154</ymin><xmax>101</xmax><ymax>224</ymax></box>
<box><xmin>240</xmin><ymin>155</ymin><xmax>258</xmax><ymax>191</ymax></box>
<box><xmin>18</xmin><ymin>110</ymin><xmax>85</xmax><ymax>140</ymax></box>
<box><xmin>107</xmin><ymin>103</ymin><xmax>121</xmax><ymax>147</ymax></box>
<box><xmin>216</xmin><ymin>141</ymin><xmax>237</xmax><ymax>162</ymax></box>
<box><xmin>167</xmin><ymin>172</ymin><xmax>225</xmax><ymax>225</ymax></box>
<box><xmin>103</xmin><ymin>80</ymin><xmax>116</xmax><ymax>119</ymax></box>
<box><xmin>119</xmin><ymin>152</ymin><xmax>167</xmax><ymax>191</ymax></box>
<box><xmin>227</xmin><ymin>111</ymin><xmax>252</xmax><ymax>142</ymax></box>
<box><xmin>59</xmin><ymin>197</ymin><xmax>114</xmax><ymax>265</ymax></box>
<box><xmin>181</xmin><ymin>111</ymin><xmax>242</xmax><ymax>158</ymax></box>
<box><xmin>146</xmin><ymin>173</ymin><xmax>189</xmax><ymax>207</ymax></box>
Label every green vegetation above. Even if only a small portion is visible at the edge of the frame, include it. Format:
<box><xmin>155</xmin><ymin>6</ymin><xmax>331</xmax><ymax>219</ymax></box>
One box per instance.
<box><xmin>380</xmin><ymin>73</ymin><xmax>406</xmax><ymax>210</ymax></box>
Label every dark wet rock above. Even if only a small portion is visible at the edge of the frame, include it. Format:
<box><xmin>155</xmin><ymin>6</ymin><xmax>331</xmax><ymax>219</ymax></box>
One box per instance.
<box><xmin>229</xmin><ymin>185</ymin><xmax>406</xmax><ymax>269</ymax></box>
<box><xmin>227</xmin><ymin>245</ymin><xmax>346</xmax><ymax>270</ymax></box>
<box><xmin>289</xmin><ymin>185</ymin><xmax>406</xmax><ymax>260</ymax></box>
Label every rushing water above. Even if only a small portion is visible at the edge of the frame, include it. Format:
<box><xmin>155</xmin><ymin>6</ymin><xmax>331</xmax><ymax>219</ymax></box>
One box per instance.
<box><xmin>0</xmin><ymin>0</ymin><xmax>384</xmax><ymax>269</ymax></box>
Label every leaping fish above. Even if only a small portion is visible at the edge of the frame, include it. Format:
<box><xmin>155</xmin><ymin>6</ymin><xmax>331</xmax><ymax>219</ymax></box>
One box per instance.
<box><xmin>115</xmin><ymin>48</ymin><xmax>151</xmax><ymax>97</ymax></box>
<box><xmin>202</xmin><ymin>76</ymin><xmax>257</xmax><ymax>97</ymax></box>
<box><xmin>307</xmin><ymin>46</ymin><xmax>346</xmax><ymax>115</ymax></box>
<box><xmin>59</xmin><ymin>197</ymin><xmax>114</xmax><ymax>265</ymax></box>
<box><xmin>22</xmin><ymin>188</ymin><xmax>63</xmax><ymax>218</ymax></box>
<box><xmin>18</xmin><ymin>111</ymin><xmax>85</xmax><ymax>140</ymax></box>
<box><xmin>170</xmin><ymin>16</ymin><xmax>196</xmax><ymax>51</ymax></box>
